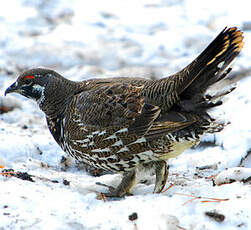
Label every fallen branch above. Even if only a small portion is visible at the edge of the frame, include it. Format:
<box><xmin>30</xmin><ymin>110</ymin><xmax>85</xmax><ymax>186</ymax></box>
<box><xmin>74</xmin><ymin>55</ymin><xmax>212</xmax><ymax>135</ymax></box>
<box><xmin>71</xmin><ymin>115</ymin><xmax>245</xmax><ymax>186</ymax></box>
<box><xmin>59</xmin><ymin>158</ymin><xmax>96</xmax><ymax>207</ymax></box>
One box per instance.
<box><xmin>175</xmin><ymin>193</ymin><xmax>229</xmax><ymax>205</ymax></box>
<box><xmin>161</xmin><ymin>184</ymin><xmax>174</xmax><ymax>193</ymax></box>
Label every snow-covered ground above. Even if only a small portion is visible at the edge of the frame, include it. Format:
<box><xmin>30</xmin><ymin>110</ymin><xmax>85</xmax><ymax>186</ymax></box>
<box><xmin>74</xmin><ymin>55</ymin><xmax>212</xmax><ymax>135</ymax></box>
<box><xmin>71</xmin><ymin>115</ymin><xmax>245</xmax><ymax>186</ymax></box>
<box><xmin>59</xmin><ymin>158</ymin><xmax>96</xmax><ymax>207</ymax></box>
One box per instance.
<box><xmin>0</xmin><ymin>0</ymin><xmax>251</xmax><ymax>229</ymax></box>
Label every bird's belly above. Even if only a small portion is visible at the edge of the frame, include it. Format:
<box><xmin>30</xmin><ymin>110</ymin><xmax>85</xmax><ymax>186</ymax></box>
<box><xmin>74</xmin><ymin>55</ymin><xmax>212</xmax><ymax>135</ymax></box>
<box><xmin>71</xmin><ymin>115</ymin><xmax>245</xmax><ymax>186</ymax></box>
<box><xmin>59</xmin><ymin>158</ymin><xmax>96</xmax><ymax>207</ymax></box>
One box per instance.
<box><xmin>63</xmin><ymin>137</ymin><xmax>158</xmax><ymax>172</ymax></box>
<box><xmin>67</xmin><ymin>148</ymin><xmax>157</xmax><ymax>173</ymax></box>
<box><xmin>156</xmin><ymin>139</ymin><xmax>198</xmax><ymax>160</ymax></box>
<box><xmin>62</xmin><ymin>126</ymin><xmax>199</xmax><ymax>172</ymax></box>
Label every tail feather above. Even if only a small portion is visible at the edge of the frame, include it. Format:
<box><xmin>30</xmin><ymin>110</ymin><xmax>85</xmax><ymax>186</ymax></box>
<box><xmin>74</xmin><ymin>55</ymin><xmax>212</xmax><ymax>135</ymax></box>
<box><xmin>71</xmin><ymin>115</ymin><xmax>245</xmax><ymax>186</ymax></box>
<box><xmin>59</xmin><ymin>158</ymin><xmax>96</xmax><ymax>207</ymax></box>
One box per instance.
<box><xmin>171</xmin><ymin>27</ymin><xmax>244</xmax><ymax>135</ymax></box>
<box><xmin>179</xmin><ymin>27</ymin><xmax>244</xmax><ymax>98</ymax></box>
<box><xmin>143</xmin><ymin>27</ymin><xmax>244</xmax><ymax>137</ymax></box>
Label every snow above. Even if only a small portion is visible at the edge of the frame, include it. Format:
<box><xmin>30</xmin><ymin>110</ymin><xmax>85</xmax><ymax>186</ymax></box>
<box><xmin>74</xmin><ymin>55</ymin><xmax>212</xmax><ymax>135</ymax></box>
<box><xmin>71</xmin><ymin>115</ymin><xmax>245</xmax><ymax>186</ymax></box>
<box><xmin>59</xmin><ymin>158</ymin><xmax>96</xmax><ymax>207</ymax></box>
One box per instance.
<box><xmin>0</xmin><ymin>0</ymin><xmax>251</xmax><ymax>229</ymax></box>
<box><xmin>215</xmin><ymin>167</ymin><xmax>251</xmax><ymax>185</ymax></box>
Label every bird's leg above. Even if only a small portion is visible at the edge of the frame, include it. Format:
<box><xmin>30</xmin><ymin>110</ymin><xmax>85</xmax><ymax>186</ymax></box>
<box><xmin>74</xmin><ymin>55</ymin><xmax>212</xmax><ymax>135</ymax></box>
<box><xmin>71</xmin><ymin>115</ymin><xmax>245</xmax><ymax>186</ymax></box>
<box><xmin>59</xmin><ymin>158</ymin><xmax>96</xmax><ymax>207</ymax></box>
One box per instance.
<box><xmin>153</xmin><ymin>160</ymin><xmax>169</xmax><ymax>193</ymax></box>
<box><xmin>96</xmin><ymin>170</ymin><xmax>136</xmax><ymax>197</ymax></box>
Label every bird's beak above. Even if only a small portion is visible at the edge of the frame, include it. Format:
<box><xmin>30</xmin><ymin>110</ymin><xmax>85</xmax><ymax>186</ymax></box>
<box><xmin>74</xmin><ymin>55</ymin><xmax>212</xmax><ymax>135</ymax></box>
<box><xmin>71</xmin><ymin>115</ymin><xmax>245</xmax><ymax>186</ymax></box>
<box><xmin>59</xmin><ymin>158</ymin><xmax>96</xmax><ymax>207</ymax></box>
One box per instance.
<box><xmin>5</xmin><ymin>82</ymin><xmax>19</xmax><ymax>96</ymax></box>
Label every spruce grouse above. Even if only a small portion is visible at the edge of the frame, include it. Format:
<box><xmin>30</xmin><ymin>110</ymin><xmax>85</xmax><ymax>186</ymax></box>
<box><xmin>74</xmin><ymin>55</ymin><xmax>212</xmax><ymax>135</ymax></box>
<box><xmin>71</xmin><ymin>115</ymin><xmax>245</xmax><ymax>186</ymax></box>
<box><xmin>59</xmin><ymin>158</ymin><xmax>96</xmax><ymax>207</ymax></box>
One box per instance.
<box><xmin>5</xmin><ymin>27</ymin><xmax>244</xmax><ymax>197</ymax></box>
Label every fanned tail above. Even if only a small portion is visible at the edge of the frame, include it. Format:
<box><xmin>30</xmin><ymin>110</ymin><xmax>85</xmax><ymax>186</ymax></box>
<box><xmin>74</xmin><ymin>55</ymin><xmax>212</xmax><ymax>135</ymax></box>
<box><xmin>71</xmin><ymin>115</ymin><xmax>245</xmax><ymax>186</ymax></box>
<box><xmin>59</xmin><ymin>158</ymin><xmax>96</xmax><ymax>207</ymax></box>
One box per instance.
<box><xmin>160</xmin><ymin>27</ymin><xmax>244</xmax><ymax>137</ymax></box>
<box><xmin>179</xmin><ymin>27</ymin><xmax>244</xmax><ymax>98</ymax></box>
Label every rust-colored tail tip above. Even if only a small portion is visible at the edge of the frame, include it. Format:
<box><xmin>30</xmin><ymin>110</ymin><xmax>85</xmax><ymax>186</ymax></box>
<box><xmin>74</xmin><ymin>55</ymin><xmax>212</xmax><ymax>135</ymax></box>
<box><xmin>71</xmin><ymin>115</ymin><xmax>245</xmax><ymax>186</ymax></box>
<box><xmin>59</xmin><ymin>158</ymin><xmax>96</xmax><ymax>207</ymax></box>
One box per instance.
<box><xmin>206</xmin><ymin>27</ymin><xmax>244</xmax><ymax>66</ymax></box>
<box><xmin>225</xmin><ymin>27</ymin><xmax>244</xmax><ymax>53</ymax></box>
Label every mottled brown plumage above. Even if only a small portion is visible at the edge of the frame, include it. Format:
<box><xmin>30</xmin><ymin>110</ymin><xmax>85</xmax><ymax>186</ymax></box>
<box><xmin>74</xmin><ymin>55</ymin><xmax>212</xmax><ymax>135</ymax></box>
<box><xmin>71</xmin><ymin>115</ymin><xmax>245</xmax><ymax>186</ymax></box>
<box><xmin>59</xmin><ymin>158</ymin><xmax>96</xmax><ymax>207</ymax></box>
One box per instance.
<box><xmin>5</xmin><ymin>27</ymin><xmax>244</xmax><ymax>197</ymax></box>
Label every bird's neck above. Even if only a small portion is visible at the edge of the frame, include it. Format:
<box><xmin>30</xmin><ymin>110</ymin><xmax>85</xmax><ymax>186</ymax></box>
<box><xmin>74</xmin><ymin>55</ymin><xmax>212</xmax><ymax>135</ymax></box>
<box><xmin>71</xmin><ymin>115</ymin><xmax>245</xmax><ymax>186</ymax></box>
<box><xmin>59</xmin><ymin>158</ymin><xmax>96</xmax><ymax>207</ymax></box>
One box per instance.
<box><xmin>39</xmin><ymin>77</ymin><xmax>79</xmax><ymax>119</ymax></box>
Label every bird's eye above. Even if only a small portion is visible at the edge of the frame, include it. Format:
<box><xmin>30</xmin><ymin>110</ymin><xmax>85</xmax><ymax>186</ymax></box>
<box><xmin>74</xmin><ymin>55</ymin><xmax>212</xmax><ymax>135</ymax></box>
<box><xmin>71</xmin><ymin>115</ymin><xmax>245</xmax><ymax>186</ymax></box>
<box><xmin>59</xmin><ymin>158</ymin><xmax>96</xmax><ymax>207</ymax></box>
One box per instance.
<box><xmin>23</xmin><ymin>75</ymin><xmax>35</xmax><ymax>85</ymax></box>
<box><xmin>24</xmin><ymin>78</ymin><xmax>32</xmax><ymax>85</ymax></box>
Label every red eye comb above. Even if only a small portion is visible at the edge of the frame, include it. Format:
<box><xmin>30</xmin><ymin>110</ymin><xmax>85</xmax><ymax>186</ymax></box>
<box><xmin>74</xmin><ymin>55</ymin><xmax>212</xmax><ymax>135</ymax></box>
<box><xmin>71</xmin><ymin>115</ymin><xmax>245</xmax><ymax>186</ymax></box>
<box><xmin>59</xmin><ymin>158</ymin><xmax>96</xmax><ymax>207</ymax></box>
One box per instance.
<box><xmin>24</xmin><ymin>75</ymin><xmax>35</xmax><ymax>80</ymax></box>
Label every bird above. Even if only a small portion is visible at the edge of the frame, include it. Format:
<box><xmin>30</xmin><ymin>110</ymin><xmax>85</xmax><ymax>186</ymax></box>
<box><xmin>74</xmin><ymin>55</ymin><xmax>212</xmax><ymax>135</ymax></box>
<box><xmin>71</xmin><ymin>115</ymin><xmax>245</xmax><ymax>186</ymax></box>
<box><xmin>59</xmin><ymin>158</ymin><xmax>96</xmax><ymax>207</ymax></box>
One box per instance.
<box><xmin>5</xmin><ymin>27</ymin><xmax>244</xmax><ymax>197</ymax></box>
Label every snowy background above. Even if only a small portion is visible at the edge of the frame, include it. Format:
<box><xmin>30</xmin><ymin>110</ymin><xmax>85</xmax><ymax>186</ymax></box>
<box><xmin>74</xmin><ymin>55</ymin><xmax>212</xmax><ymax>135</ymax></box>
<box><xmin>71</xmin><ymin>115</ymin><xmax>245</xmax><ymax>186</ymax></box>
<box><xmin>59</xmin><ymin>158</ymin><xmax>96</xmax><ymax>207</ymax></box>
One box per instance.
<box><xmin>0</xmin><ymin>0</ymin><xmax>251</xmax><ymax>229</ymax></box>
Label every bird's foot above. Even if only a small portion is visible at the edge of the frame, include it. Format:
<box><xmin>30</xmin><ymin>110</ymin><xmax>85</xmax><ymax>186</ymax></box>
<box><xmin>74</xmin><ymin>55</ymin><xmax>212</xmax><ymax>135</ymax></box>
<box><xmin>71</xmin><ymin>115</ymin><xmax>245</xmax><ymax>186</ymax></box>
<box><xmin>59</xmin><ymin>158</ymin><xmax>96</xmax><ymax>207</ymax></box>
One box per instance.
<box><xmin>96</xmin><ymin>170</ymin><xmax>136</xmax><ymax>199</ymax></box>
<box><xmin>96</xmin><ymin>182</ymin><xmax>132</xmax><ymax>199</ymax></box>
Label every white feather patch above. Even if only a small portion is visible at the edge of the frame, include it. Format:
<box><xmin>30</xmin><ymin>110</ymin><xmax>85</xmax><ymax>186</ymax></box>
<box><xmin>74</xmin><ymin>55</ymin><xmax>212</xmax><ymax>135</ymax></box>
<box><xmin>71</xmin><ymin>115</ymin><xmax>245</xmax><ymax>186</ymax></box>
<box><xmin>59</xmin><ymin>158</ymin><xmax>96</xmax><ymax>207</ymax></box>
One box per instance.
<box><xmin>91</xmin><ymin>148</ymin><xmax>110</xmax><ymax>153</ymax></box>
<box><xmin>116</xmin><ymin>128</ymin><xmax>128</xmax><ymax>133</ymax></box>
<box><xmin>117</xmin><ymin>146</ymin><xmax>129</xmax><ymax>153</ymax></box>
<box><xmin>112</xmin><ymin>140</ymin><xmax>123</xmax><ymax>147</ymax></box>
<box><xmin>217</xmin><ymin>61</ymin><xmax>224</xmax><ymax>69</ymax></box>
<box><xmin>104</xmin><ymin>134</ymin><xmax>117</xmax><ymax>140</ymax></box>
<box><xmin>131</xmin><ymin>137</ymin><xmax>146</xmax><ymax>145</ymax></box>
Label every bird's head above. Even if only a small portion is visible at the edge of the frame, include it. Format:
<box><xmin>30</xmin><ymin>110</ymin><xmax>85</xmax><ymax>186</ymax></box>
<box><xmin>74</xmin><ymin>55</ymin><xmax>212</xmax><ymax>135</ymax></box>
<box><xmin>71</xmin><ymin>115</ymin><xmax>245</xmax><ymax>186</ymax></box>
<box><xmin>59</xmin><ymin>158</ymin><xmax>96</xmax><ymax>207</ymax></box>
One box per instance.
<box><xmin>5</xmin><ymin>68</ymin><xmax>79</xmax><ymax>117</ymax></box>
<box><xmin>4</xmin><ymin>68</ymin><xmax>57</xmax><ymax>105</ymax></box>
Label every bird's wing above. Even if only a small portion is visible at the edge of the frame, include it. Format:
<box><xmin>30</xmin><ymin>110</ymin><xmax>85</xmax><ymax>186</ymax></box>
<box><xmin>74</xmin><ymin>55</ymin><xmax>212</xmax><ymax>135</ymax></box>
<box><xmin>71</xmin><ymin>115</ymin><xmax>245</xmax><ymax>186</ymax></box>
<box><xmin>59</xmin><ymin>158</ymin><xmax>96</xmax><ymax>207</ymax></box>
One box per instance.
<box><xmin>74</xmin><ymin>82</ymin><xmax>160</xmax><ymax>137</ymax></box>
<box><xmin>73</xmin><ymin>81</ymin><xmax>196</xmax><ymax>139</ymax></box>
<box><xmin>144</xmin><ymin>111</ymin><xmax>197</xmax><ymax>141</ymax></box>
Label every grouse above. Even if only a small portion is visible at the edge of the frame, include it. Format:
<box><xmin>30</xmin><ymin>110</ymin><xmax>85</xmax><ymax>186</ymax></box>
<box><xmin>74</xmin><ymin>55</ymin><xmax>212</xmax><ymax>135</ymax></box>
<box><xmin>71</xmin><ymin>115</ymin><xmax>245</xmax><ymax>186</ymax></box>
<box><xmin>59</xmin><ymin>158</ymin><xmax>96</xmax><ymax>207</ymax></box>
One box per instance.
<box><xmin>5</xmin><ymin>27</ymin><xmax>244</xmax><ymax>197</ymax></box>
